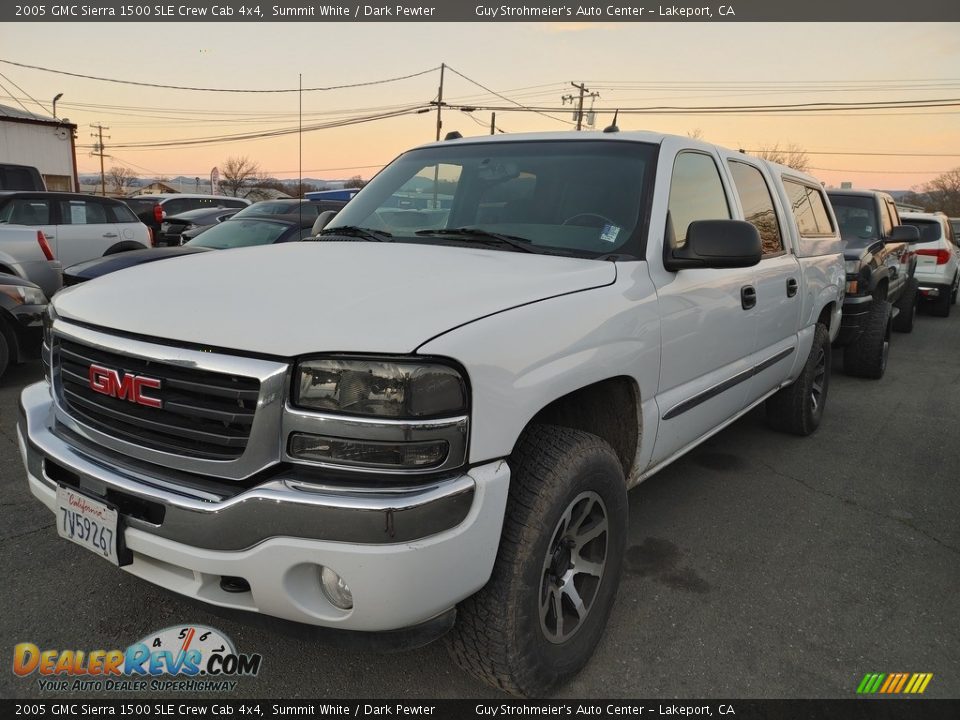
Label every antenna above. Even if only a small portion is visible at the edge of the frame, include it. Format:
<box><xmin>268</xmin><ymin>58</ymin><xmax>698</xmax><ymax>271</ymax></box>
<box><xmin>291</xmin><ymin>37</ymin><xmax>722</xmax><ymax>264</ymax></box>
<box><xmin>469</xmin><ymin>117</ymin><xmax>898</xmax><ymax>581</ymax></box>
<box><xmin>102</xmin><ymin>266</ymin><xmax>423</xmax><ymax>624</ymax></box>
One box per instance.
<box><xmin>603</xmin><ymin>110</ymin><xmax>620</xmax><ymax>134</ymax></box>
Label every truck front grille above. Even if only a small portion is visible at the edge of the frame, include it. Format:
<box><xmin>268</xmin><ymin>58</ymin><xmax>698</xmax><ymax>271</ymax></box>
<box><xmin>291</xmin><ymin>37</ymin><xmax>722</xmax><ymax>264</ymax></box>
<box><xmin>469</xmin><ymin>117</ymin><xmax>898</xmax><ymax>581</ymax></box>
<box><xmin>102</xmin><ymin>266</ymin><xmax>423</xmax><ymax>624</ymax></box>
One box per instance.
<box><xmin>56</xmin><ymin>338</ymin><xmax>260</xmax><ymax>460</ymax></box>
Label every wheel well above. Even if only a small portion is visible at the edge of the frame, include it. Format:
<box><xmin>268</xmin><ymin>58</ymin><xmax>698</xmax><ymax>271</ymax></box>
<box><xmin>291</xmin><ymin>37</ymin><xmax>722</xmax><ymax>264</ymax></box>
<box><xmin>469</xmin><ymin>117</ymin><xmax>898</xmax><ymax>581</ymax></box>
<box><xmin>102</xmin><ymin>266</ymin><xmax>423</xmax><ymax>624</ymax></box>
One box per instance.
<box><xmin>873</xmin><ymin>278</ymin><xmax>888</xmax><ymax>300</ymax></box>
<box><xmin>526</xmin><ymin>377</ymin><xmax>639</xmax><ymax>478</ymax></box>
<box><xmin>817</xmin><ymin>302</ymin><xmax>834</xmax><ymax>331</ymax></box>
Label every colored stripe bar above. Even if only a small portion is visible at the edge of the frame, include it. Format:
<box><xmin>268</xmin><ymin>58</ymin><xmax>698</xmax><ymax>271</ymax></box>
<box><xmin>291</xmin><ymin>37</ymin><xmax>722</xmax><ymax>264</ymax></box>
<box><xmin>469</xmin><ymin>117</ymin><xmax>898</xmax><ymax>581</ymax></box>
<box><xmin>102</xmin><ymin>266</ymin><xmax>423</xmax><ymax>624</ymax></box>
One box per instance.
<box><xmin>917</xmin><ymin>673</ymin><xmax>933</xmax><ymax>694</ymax></box>
<box><xmin>879</xmin><ymin>674</ymin><xmax>895</xmax><ymax>693</ymax></box>
<box><xmin>904</xmin><ymin>674</ymin><xmax>920</xmax><ymax>693</ymax></box>
<box><xmin>893</xmin><ymin>673</ymin><xmax>909</xmax><ymax>693</ymax></box>
<box><xmin>868</xmin><ymin>673</ymin><xmax>886</xmax><ymax>693</ymax></box>
<box><xmin>856</xmin><ymin>674</ymin><xmax>873</xmax><ymax>693</ymax></box>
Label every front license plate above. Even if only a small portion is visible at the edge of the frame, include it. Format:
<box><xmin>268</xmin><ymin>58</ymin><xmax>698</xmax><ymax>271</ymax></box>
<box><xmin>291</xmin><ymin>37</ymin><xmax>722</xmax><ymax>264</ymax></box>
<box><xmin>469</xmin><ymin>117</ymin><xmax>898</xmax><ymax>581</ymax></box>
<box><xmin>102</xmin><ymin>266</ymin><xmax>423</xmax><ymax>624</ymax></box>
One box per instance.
<box><xmin>56</xmin><ymin>486</ymin><xmax>120</xmax><ymax>565</ymax></box>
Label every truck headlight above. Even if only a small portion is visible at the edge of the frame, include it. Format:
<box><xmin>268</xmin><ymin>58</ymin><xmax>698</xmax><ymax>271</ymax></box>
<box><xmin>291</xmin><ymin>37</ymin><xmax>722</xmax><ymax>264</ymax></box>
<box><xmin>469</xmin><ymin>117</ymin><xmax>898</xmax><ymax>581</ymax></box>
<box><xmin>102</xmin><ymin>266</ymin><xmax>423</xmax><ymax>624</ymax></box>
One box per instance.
<box><xmin>844</xmin><ymin>260</ymin><xmax>861</xmax><ymax>275</ymax></box>
<box><xmin>294</xmin><ymin>358</ymin><xmax>467</xmax><ymax>418</ymax></box>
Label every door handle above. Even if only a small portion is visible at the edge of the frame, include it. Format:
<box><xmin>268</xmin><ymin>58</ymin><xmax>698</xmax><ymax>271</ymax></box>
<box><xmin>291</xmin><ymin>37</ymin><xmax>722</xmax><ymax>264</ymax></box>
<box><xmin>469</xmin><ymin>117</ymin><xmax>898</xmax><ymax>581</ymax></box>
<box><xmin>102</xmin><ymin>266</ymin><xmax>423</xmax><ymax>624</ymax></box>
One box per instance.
<box><xmin>741</xmin><ymin>285</ymin><xmax>757</xmax><ymax>310</ymax></box>
<box><xmin>786</xmin><ymin>278</ymin><xmax>799</xmax><ymax>297</ymax></box>
<box><xmin>43</xmin><ymin>233</ymin><xmax>53</xmax><ymax>240</ymax></box>
<box><xmin>102</xmin><ymin>232</ymin><xmax>119</xmax><ymax>238</ymax></box>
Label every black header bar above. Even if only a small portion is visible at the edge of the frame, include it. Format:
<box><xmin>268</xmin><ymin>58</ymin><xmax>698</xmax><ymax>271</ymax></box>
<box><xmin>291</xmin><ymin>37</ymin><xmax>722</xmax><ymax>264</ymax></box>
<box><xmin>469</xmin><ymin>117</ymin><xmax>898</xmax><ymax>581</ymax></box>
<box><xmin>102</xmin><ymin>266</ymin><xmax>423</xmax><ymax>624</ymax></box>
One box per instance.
<box><xmin>3</xmin><ymin>0</ymin><xmax>959</xmax><ymax>23</ymax></box>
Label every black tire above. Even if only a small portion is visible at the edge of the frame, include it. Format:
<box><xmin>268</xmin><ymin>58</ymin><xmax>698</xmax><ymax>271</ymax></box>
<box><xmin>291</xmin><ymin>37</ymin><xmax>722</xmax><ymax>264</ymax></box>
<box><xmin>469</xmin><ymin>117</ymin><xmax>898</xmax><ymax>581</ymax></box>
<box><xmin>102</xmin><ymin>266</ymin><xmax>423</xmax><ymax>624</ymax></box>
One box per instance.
<box><xmin>0</xmin><ymin>325</ymin><xmax>9</xmax><ymax>381</ymax></box>
<box><xmin>446</xmin><ymin>424</ymin><xmax>628</xmax><ymax>697</ymax></box>
<box><xmin>951</xmin><ymin>273</ymin><xmax>958</xmax><ymax>306</ymax></box>
<box><xmin>843</xmin><ymin>300</ymin><xmax>892</xmax><ymax>379</ymax></box>
<box><xmin>765</xmin><ymin>323</ymin><xmax>831</xmax><ymax>436</ymax></box>
<box><xmin>892</xmin><ymin>279</ymin><xmax>918</xmax><ymax>333</ymax></box>
<box><xmin>931</xmin><ymin>285</ymin><xmax>952</xmax><ymax>318</ymax></box>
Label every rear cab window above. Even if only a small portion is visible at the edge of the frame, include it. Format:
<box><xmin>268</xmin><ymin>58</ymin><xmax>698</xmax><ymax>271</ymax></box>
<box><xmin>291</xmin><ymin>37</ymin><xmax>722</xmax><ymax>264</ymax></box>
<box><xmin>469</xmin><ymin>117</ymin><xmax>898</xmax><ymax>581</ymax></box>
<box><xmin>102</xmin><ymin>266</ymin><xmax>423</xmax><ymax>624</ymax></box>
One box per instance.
<box><xmin>784</xmin><ymin>181</ymin><xmax>833</xmax><ymax>238</ymax></box>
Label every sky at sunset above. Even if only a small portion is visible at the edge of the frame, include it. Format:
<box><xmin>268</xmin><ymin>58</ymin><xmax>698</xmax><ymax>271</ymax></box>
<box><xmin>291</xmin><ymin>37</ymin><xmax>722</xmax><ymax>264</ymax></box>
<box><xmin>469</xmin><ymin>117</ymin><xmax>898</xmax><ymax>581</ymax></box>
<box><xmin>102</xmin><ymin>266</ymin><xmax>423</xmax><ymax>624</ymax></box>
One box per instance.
<box><xmin>1</xmin><ymin>21</ymin><xmax>958</xmax><ymax>190</ymax></box>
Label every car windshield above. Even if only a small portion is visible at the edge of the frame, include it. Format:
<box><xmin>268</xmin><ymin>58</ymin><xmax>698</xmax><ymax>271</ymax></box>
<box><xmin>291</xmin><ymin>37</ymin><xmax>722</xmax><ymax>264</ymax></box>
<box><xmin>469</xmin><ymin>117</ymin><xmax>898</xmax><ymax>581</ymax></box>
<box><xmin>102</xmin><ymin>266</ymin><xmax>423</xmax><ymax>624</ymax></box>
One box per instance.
<box><xmin>326</xmin><ymin>140</ymin><xmax>656</xmax><ymax>258</ymax></box>
<box><xmin>236</xmin><ymin>202</ymin><xmax>318</xmax><ymax>217</ymax></box>
<box><xmin>185</xmin><ymin>219</ymin><xmax>288</xmax><ymax>249</ymax></box>
<box><xmin>903</xmin><ymin>219</ymin><xmax>942</xmax><ymax>243</ymax></box>
<box><xmin>829</xmin><ymin>195</ymin><xmax>879</xmax><ymax>245</ymax></box>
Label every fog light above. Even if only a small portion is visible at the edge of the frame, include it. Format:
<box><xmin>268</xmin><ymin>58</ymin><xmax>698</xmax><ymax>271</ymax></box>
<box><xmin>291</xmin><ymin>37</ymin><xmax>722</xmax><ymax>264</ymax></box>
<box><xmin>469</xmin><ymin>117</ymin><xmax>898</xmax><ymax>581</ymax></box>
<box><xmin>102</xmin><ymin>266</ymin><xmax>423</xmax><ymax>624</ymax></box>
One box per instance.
<box><xmin>289</xmin><ymin>433</ymin><xmax>448</xmax><ymax>469</ymax></box>
<box><xmin>320</xmin><ymin>566</ymin><xmax>353</xmax><ymax>610</ymax></box>
<box><xmin>846</xmin><ymin>280</ymin><xmax>859</xmax><ymax>294</ymax></box>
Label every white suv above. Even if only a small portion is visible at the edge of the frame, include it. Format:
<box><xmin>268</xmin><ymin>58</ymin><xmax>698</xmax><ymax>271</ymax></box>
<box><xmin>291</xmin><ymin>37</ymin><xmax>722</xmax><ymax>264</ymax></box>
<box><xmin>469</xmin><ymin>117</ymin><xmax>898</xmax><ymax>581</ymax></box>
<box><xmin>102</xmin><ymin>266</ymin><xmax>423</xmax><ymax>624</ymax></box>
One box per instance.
<box><xmin>901</xmin><ymin>211</ymin><xmax>959</xmax><ymax>317</ymax></box>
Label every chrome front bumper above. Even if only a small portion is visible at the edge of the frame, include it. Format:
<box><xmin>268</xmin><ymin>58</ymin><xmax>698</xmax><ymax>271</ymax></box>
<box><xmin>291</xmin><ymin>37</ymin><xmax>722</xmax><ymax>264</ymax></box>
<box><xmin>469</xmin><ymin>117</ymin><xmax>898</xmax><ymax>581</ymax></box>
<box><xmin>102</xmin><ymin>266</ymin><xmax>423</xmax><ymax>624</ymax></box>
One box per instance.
<box><xmin>19</xmin><ymin>380</ymin><xmax>476</xmax><ymax>549</ymax></box>
<box><xmin>18</xmin><ymin>381</ymin><xmax>511</xmax><ymax>631</ymax></box>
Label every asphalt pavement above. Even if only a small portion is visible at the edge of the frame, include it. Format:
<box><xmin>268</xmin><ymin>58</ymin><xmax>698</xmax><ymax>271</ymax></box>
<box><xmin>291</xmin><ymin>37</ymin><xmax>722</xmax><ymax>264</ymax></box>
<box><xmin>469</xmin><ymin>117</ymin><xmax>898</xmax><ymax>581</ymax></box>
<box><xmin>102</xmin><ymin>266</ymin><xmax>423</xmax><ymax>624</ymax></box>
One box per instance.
<box><xmin>1</xmin><ymin>306</ymin><xmax>957</xmax><ymax>700</ymax></box>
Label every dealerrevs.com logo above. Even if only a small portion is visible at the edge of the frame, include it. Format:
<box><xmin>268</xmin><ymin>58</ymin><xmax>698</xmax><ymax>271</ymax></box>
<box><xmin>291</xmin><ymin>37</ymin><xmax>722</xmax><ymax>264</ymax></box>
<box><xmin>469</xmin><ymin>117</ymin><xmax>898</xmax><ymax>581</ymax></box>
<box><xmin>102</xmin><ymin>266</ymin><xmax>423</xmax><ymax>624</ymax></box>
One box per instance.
<box><xmin>13</xmin><ymin>625</ymin><xmax>262</xmax><ymax>692</ymax></box>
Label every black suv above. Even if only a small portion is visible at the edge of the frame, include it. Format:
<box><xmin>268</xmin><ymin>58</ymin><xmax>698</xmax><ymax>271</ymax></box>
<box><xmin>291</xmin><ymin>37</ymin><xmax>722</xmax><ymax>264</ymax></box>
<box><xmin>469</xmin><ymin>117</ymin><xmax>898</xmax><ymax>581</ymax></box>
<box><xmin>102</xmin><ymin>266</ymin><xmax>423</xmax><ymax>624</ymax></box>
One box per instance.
<box><xmin>827</xmin><ymin>189</ymin><xmax>920</xmax><ymax>379</ymax></box>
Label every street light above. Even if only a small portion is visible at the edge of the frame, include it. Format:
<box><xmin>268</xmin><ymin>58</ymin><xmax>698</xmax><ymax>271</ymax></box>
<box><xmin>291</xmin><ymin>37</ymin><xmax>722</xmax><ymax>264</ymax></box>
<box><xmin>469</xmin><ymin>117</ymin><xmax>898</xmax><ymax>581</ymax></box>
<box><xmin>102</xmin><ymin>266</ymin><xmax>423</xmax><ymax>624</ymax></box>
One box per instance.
<box><xmin>52</xmin><ymin>93</ymin><xmax>63</xmax><ymax>120</ymax></box>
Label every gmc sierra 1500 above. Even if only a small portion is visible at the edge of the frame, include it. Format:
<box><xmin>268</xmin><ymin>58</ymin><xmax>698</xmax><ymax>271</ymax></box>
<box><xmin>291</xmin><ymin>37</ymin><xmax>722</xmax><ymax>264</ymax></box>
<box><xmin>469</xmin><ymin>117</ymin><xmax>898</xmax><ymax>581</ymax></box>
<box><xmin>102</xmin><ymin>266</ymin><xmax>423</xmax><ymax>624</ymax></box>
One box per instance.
<box><xmin>19</xmin><ymin>131</ymin><xmax>844</xmax><ymax>696</ymax></box>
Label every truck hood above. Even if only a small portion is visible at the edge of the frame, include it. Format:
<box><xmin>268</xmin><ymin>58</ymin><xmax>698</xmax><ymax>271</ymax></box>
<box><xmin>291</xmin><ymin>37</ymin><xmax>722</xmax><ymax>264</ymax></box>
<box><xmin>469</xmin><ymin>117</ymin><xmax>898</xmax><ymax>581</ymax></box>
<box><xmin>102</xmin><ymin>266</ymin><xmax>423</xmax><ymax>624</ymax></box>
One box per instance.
<box><xmin>53</xmin><ymin>242</ymin><xmax>616</xmax><ymax>356</ymax></box>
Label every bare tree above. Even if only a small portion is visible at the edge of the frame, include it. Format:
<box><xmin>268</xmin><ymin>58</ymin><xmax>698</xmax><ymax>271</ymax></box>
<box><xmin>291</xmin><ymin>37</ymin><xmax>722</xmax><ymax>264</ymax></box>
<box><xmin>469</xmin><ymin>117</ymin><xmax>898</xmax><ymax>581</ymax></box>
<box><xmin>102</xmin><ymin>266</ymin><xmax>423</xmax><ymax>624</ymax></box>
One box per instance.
<box><xmin>343</xmin><ymin>175</ymin><xmax>366</xmax><ymax>189</ymax></box>
<box><xmin>751</xmin><ymin>143</ymin><xmax>811</xmax><ymax>173</ymax></box>
<box><xmin>920</xmin><ymin>167</ymin><xmax>960</xmax><ymax>216</ymax></box>
<box><xmin>107</xmin><ymin>165</ymin><xmax>137</xmax><ymax>194</ymax></box>
<box><xmin>220</xmin><ymin>156</ymin><xmax>266</xmax><ymax>197</ymax></box>
<box><xmin>686</xmin><ymin>128</ymin><xmax>704</xmax><ymax>140</ymax></box>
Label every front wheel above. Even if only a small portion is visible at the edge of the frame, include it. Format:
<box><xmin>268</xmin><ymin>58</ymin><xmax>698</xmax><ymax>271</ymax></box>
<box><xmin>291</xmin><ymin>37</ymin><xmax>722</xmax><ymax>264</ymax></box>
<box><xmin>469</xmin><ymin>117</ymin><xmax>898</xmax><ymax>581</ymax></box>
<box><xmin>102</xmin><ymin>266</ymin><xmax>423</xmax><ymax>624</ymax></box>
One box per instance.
<box><xmin>765</xmin><ymin>323</ymin><xmax>831</xmax><ymax>436</ymax></box>
<box><xmin>446</xmin><ymin>424</ymin><xmax>627</xmax><ymax>697</ymax></box>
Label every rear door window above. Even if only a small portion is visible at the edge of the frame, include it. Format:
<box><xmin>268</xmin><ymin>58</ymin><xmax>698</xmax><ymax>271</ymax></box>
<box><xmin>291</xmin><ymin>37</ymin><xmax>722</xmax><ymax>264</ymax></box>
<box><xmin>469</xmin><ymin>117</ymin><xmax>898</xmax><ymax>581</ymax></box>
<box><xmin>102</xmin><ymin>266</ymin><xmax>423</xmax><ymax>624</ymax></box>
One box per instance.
<box><xmin>59</xmin><ymin>200</ymin><xmax>109</xmax><ymax>225</ymax></box>
<box><xmin>727</xmin><ymin>160</ymin><xmax>783</xmax><ymax>255</ymax></box>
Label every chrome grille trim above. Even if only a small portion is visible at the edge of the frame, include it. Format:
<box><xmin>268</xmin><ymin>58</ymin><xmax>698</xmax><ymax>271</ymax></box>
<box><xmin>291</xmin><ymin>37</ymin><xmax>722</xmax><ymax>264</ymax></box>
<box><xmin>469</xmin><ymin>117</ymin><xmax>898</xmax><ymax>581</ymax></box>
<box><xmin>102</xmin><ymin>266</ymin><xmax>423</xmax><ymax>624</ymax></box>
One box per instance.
<box><xmin>50</xmin><ymin>319</ymin><xmax>289</xmax><ymax>481</ymax></box>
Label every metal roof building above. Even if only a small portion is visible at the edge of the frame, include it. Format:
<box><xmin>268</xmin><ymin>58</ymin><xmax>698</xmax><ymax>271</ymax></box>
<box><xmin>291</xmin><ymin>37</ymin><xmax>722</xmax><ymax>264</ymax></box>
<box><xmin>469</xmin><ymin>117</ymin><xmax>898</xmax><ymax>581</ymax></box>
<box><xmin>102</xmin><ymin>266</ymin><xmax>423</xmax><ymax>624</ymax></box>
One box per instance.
<box><xmin>0</xmin><ymin>103</ymin><xmax>79</xmax><ymax>191</ymax></box>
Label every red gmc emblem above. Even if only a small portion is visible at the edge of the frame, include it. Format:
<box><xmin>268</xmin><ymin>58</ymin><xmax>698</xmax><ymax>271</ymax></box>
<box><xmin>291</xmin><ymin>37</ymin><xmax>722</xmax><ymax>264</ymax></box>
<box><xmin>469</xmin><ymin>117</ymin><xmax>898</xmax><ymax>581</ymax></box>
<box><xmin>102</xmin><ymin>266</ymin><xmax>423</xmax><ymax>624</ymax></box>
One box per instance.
<box><xmin>88</xmin><ymin>364</ymin><xmax>162</xmax><ymax>409</ymax></box>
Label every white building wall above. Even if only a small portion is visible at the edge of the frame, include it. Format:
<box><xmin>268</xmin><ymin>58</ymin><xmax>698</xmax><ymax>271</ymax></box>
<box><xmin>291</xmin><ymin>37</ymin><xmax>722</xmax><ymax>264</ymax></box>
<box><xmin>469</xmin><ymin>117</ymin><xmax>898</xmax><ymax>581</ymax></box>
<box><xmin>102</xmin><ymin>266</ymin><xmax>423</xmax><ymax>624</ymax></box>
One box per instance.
<box><xmin>0</xmin><ymin>119</ymin><xmax>76</xmax><ymax>187</ymax></box>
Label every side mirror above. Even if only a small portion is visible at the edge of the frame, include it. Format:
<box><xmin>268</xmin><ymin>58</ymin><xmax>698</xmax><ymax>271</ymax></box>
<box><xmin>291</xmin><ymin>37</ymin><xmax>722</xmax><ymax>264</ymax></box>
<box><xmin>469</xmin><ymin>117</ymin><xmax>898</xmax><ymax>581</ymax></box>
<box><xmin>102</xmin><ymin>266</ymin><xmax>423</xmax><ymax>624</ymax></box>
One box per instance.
<box><xmin>887</xmin><ymin>224</ymin><xmax>920</xmax><ymax>243</ymax></box>
<box><xmin>665</xmin><ymin>219</ymin><xmax>762</xmax><ymax>271</ymax></box>
<box><xmin>311</xmin><ymin>210</ymin><xmax>338</xmax><ymax>235</ymax></box>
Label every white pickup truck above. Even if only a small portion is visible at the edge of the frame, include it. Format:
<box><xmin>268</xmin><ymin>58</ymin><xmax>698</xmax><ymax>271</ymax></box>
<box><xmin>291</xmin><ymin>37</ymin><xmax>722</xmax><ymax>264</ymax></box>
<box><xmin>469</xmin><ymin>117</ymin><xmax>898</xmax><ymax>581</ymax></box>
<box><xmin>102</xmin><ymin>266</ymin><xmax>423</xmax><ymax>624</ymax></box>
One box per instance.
<box><xmin>19</xmin><ymin>131</ymin><xmax>843</xmax><ymax>696</ymax></box>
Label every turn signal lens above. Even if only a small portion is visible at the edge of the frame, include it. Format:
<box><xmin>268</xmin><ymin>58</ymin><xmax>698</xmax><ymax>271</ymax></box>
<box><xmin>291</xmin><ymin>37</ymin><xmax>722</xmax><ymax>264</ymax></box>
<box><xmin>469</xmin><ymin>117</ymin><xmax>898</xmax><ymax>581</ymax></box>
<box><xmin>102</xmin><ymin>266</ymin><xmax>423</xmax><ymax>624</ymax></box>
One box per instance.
<box><xmin>289</xmin><ymin>433</ymin><xmax>448</xmax><ymax>469</ymax></box>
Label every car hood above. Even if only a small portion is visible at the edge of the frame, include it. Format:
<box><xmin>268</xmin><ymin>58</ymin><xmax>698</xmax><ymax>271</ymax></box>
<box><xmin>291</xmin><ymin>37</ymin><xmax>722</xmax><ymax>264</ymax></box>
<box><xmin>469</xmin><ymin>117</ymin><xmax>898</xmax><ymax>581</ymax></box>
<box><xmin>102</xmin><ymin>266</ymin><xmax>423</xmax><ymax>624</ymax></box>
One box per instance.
<box><xmin>65</xmin><ymin>246</ymin><xmax>211</xmax><ymax>280</ymax></box>
<box><xmin>53</xmin><ymin>242</ymin><xmax>616</xmax><ymax>356</ymax></box>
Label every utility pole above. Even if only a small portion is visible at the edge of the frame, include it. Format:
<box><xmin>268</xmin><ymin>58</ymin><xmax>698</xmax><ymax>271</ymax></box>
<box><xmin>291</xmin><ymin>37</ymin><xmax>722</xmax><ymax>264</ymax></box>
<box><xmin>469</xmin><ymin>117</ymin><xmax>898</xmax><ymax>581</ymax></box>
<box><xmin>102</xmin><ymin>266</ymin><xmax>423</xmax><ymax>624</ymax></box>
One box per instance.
<box><xmin>435</xmin><ymin>63</ymin><xmax>445</xmax><ymax>141</ymax></box>
<box><xmin>490</xmin><ymin>112</ymin><xmax>496</xmax><ymax>135</ymax></box>
<box><xmin>90</xmin><ymin>124</ymin><xmax>110</xmax><ymax>195</ymax></box>
<box><xmin>563</xmin><ymin>83</ymin><xmax>600</xmax><ymax>131</ymax></box>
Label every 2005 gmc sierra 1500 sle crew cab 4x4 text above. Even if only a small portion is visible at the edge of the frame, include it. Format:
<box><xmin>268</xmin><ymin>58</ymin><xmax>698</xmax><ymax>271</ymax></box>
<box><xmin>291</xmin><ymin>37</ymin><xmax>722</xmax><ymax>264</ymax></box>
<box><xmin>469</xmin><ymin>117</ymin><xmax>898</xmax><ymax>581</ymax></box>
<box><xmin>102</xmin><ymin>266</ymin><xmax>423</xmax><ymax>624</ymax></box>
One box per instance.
<box><xmin>19</xmin><ymin>131</ymin><xmax>844</xmax><ymax>696</ymax></box>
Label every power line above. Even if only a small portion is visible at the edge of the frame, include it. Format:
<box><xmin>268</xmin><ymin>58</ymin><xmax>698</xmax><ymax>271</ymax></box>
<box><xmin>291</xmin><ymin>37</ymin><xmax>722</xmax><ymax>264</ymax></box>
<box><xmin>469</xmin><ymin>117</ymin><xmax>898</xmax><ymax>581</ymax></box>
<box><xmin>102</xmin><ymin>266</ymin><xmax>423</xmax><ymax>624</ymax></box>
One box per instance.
<box><xmin>0</xmin><ymin>78</ymin><xmax>37</xmax><ymax>118</ymax></box>
<box><xmin>77</xmin><ymin>105</ymin><xmax>429</xmax><ymax>151</ymax></box>
<box><xmin>810</xmin><ymin>166</ymin><xmax>949</xmax><ymax>175</ymax></box>
<box><xmin>445</xmin><ymin>65</ymin><xmax>574</xmax><ymax>127</ymax></box>
<box><xmin>0</xmin><ymin>58</ymin><xmax>439</xmax><ymax>93</ymax></box>
<box><xmin>0</xmin><ymin>71</ymin><xmax>50</xmax><ymax>116</ymax></box>
<box><xmin>745</xmin><ymin>149</ymin><xmax>960</xmax><ymax>157</ymax></box>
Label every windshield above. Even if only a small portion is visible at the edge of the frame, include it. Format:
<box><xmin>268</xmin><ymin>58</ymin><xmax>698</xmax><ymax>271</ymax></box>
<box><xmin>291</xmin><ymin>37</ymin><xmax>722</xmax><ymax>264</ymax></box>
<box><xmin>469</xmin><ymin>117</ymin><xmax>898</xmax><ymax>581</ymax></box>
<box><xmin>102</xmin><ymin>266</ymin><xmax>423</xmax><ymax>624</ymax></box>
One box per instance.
<box><xmin>903</xmin><ymin>219</ymin><xmax>943</xmax><ymax>243</ymax></box>
<box><xmin>829</xmin><ymin>195</ymin><xmax>879</xmax><ymax>245</ymax></box>
<box><xmin>236</xmin><ymin>201</ymin><xmax>319</xmax><ymax>217</ymax></box>
<box><xmin>327</xmin><ymin>140</ymin><xmax>657</xmax><ymax>258</ymax></box>
<box><xmin>185</xmin><ymin>219</ymin><xmax>289</xmax><ymax>249</ymax></box>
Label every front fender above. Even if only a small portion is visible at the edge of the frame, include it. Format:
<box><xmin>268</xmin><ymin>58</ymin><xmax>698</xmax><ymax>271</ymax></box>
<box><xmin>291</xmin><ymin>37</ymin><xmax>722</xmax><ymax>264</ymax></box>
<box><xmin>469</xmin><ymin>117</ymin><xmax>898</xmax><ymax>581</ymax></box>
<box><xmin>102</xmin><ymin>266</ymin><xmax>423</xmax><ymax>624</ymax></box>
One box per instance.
<box><xmin>417</xmin><ymin>263</ymin><xmax>661</xmax><ymax>470</ymax></box>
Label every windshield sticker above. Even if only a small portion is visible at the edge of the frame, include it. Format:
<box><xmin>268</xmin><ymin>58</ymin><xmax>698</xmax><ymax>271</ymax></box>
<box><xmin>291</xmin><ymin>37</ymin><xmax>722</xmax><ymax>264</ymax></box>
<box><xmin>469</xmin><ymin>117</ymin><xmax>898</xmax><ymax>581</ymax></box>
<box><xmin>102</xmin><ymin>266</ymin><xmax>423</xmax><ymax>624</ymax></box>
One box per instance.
<box><xmin>600</xmin><ymin>224</ymin><xmax>620</xmax><ymax>243</ymax></box>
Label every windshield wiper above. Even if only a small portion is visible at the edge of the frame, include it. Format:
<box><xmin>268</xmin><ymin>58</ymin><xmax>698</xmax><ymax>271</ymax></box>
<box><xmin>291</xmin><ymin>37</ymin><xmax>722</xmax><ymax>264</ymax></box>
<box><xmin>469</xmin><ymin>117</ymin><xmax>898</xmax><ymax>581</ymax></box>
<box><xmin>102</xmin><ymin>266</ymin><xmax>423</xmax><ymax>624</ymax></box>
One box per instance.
<box><xmin>314</xmin><ymin>226</ymin><xmax>393</xmax><ymax>242</ymax></box>
<box><xmin>415</xmin><ymin>227</ymin><xmax>536</xmax><ymax>253</ymax></box>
